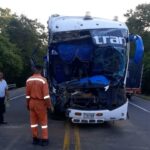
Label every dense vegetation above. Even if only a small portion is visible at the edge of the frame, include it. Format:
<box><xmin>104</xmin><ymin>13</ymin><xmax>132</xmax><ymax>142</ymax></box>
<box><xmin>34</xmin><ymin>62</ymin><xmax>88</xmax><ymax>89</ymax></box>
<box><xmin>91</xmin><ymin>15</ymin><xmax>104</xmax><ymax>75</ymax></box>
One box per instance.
<box><xmin>0</xmin><ymin>8</ymin><xmax>47</xmax><ymax>86</ymax></box>
<box><xmin>0</xmin><ymin>3</ymin><xmax>150</xmax><ymax>94</ymax></box>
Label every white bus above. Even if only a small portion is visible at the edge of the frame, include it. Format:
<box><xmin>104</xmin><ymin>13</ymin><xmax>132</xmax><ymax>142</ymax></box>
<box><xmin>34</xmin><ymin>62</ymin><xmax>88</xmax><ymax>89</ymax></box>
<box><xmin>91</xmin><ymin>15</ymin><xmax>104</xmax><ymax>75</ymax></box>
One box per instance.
<box><xmin>45</xmin><ymin>14</ymin><xmax>144</xmax><ymax>123</ymax></box>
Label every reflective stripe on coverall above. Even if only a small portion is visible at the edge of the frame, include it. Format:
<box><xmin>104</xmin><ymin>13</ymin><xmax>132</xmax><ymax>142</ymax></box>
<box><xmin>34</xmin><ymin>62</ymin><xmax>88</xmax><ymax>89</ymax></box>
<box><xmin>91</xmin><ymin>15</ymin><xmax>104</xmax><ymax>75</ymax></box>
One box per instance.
<box><xmin>26</xmin><ymin>74</ymin><xmax>51</xmax><ymax>140</ymax></box>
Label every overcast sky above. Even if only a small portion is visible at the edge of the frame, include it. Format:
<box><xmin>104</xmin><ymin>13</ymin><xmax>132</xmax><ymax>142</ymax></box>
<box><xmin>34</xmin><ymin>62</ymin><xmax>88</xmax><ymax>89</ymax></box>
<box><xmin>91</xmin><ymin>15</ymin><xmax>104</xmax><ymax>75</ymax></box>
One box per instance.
<box><xmin>0</xmin><ymin>0</ymin><xmax>150</xmax><ymax>26</ymax></box>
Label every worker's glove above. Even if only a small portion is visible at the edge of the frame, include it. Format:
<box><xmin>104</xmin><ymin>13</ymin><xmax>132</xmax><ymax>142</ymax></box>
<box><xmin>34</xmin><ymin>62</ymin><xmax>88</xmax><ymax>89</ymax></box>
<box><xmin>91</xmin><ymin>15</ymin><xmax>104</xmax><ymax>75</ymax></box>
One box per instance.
<box><xmin>50</xmin><ymin>105</ymin><xmax>54</xmax><ymax>113</ymax></box>
<box><xmin>45</xmin><ymin>100</ymin><xmax>54</xmax><ymax>112</ymax></box>
<box><xmin>45</xmin><ymin>100</ymin><xmax>51</xmax><ymax>109</ymax></box>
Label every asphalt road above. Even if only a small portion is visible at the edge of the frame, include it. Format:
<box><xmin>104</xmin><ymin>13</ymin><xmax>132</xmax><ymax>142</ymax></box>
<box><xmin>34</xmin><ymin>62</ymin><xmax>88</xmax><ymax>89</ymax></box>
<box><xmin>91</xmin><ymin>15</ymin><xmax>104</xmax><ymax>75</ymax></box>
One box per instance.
<box><xmin>0</xmin><ymin>88</ymin><xmax>150</xmax><ymax>150</ymax></box>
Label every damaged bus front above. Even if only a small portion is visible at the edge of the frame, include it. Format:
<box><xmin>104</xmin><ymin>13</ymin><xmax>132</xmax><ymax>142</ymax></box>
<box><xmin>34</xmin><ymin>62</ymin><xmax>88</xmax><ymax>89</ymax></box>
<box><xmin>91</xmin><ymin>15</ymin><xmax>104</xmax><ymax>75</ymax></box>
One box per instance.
<box><xmin>46</xmin><ymin>15</ymin><xmax>144</xmax><ymax>123</ymax></box>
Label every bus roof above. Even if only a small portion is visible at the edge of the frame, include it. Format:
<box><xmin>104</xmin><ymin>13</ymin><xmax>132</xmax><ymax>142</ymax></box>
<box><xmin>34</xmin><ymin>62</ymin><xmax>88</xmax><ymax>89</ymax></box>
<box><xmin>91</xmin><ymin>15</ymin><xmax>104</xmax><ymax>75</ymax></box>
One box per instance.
<box><xmin>48</xmin><ymin>15</ymin><xmax>128</xmax><ymax>33</ymax></box>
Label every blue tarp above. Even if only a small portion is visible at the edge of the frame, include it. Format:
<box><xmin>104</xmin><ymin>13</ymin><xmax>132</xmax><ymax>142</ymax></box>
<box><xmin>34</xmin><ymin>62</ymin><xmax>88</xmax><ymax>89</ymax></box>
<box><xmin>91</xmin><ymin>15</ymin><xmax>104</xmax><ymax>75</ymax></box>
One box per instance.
<box><xmin>80</xmin><ymin>75</ymin><xmax>110</xmax><ymax>86</ymax></box>
<box><xmin>65</xmin><ymin>75</ymin><xmax>110</xmax><ymax>89</ymax></box>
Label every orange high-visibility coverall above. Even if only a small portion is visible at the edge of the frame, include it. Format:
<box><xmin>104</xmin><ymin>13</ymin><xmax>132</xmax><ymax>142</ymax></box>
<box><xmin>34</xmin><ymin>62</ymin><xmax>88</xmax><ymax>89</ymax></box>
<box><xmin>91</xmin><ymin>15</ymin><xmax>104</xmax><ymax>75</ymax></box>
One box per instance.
<box><xmin>26</xmin><ymin>74</ymin><xmax>51</xmax><ymax>140</ymax></box>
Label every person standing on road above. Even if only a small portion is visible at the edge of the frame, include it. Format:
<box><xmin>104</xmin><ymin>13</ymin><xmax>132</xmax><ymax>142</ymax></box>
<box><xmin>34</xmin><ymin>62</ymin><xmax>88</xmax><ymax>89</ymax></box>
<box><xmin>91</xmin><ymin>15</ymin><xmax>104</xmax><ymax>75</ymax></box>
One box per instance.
<box><xmin>0</xmin><ymin>71</ymin><xmax>9</xmax><ymax>125</ymax></box>
<box><xmin>26</xmin><ymin>65</ymin><xmax>53</xmax><ymax>146</ymax></box>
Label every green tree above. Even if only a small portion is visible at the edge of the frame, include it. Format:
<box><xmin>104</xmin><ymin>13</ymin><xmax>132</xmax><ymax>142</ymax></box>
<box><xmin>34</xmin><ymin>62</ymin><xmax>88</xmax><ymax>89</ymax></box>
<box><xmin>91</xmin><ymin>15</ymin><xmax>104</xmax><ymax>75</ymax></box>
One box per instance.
<box><xmin>0</xmin><ymin>8</ymin><xmax>47</xmax><ymax>86</ymax></box>
<box><xmin>124</xmin><ymin>4</ymin><xmax>150</xmax><ymax>34</ymax></box>
<box><xmin>0</xmin><ymin>35</ymin><xmax>23</xmax><ymax>83</ymax></box>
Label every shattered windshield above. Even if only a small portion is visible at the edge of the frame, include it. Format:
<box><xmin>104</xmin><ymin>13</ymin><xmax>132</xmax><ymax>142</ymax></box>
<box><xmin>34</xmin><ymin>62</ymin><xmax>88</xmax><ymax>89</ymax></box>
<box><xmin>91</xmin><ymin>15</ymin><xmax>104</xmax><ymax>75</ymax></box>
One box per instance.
<box><xmin>90</xmin><ymin>28</ymin><xmax>128</xmax><ymax>79</ymax></box>
<box><xmin>50</xmin><ymin>28</ymin><xmax>128</xmax><ymax>84</ymax></box>
<box><xmin>92</xmin><ymin>46</ymin><xmax>126</xmax><ymax>77</ymax></box>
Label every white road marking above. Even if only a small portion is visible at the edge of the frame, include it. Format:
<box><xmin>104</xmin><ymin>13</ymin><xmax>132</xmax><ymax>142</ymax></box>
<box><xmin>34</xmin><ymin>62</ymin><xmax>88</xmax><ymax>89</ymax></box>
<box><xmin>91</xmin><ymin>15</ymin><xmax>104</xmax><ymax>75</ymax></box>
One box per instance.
<box><xmin>129</xmin><ymin>102</ymin><xmax>150</xmax><ymax>113</ymax></box>
<box><xmin>10</xmin><ymin>94</ymin><xmax>25</xmax><ymax>100</ymax></box>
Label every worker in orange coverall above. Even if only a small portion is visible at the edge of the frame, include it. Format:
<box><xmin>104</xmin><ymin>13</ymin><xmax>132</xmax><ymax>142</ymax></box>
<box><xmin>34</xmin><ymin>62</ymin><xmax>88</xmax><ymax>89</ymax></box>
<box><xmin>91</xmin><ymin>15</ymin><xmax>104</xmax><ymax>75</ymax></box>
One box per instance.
<box><xmin>26</xmin><ymin>65</ymin><xmax>54</xmax><ymax>146</ymax></box>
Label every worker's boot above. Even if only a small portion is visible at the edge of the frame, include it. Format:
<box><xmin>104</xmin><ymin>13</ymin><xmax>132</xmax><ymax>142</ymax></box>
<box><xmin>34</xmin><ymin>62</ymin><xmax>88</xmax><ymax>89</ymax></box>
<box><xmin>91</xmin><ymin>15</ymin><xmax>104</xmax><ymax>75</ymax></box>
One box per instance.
<box><xmin>40</xmin><ymin>139</ymin><xmax>49</xmax><ymax>146</ymax></box>
<box><xmin>32</xmin><ymin>137</ymin><xmax>40</xmax><ymax>145</ymax></box>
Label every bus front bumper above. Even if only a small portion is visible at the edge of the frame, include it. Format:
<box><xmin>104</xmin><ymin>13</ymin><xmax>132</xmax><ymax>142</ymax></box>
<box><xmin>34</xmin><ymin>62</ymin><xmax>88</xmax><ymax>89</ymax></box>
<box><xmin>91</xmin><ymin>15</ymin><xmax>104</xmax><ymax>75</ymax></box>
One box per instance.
<box><xmin>66</xmin><ymin>101</ymin><xmax>128</xmax><ymax>123</ymax></box>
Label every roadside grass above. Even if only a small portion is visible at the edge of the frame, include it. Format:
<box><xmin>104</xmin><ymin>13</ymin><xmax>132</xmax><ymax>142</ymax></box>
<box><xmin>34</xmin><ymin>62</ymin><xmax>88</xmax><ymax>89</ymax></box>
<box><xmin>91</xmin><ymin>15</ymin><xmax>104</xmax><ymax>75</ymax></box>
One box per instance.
<box><xmin>135</xmin><ymin>94</ymin><xmax>150</xmax><ymax>101</ymax></box>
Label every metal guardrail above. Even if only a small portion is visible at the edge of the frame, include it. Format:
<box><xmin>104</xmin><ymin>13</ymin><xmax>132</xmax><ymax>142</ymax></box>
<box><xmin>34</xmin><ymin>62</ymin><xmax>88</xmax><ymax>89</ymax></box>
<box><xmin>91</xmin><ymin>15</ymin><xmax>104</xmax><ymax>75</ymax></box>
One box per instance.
<box><xmin>8</xmin><ymin>84</ymin><xmax>16</xmax><ymax>89</ymax></box>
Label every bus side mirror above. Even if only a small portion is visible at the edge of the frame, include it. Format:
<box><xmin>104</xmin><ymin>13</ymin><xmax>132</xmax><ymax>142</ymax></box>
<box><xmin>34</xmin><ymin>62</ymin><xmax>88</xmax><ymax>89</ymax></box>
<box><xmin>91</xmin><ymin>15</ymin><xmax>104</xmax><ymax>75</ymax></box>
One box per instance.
<box><xmin>129</xmin><ymin>34</ymin><xmax>144</xmax><ymax>64</ymax></box>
